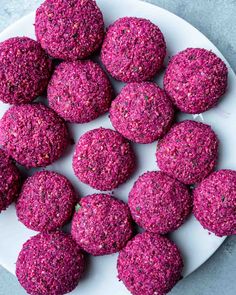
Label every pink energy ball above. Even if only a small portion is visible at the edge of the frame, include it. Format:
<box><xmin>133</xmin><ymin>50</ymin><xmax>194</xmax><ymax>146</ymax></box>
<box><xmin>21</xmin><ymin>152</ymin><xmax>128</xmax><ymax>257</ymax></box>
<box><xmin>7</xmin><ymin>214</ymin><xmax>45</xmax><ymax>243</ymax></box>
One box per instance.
<box><xmin>48</xmin><ymin>60</ymin><xmax>113</xmax><ymax>123</ymax></box>
<box><xmin>73</xmin><ymin>128</ymin><xmax>136</xmax><ymax>190</ymax></box>
<box><xmin>194</xmin><ymin>169</ymin><xmax>236</xmax><ymax>237</ymax></box>
<box><xmin>35</xmin><ymin>0</ymin><xmax>105</xmax><ymax>60</ymax></box>
<box><xmin>156</xmin><ymin>120</ymin><xmax>219</xmax><ymax>184</ymax></box>
<box><xmin>117</xmin><ymin>232</ymin><xmax>183</xmax><ymax>295</ymax></box>
<box><xmin>110</xmin><ymin>82</ymin><xmax>174</xmax><ymax>143</ymax></box>
<box><xmin>164</xmin><ymin>48</ymin><xmax>228</xmax><ymax>114</ymax></box>
<box><xmin>101</xmin><ymin>17</ymin><xmax>166</xmax><ymax>82</ymax></box>
<box><xmin>0</xmin><ymin>104</ymin><xmax>69</xmax><ymax>168</ymax></box>
<box><xmin>16</xmin><ymin>171</ymin><xmax>77</xmax><ymax>232</ymax></box>
<box><xmin>0</xmin><ymin>37</ymin><xmax>52</xmax><ymax>105</ymax></box>
<box><xmin>128</xmin><ymin>171</ymin><xmax>192</xmax><ymax>234</ymax></box>
<box><xmin>16</xmin><ymin>232</ymin><xmax>85</xmax><ymax>295</ymax></box>
<box><xmin>71</xmin><ymin>194</ymin><xmax>133</xmax><ymax>255</ymax></box>
<box><xmin>0</xmin><ymin>149</ymin><xmax>21</xmax><ymax>213</ymax></box>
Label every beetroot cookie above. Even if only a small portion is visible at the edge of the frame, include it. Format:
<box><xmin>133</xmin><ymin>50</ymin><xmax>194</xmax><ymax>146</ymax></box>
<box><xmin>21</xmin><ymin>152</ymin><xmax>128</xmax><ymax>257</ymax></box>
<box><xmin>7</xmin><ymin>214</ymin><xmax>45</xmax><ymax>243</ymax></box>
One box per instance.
<box><xmin>128</xmin><ymin>171</ymin><xmax>192</xmax><ymax>234</ymax></box>
<box><xmin>35</xmin><ymin>0</ymin><xmax>104</xmax><ymax>60</ymax></box>
<box><xmin>71</xmin><ymin>194</ymin><xmax>133</xmax><ymax>255</ymax></box>
<box><xmin>110</xmin><ymin>82</ymin><xmax>174</xmax><ymax>143</ymax></box>
<box><xmin>0</xmin><ymin>37</ymin><xmax>52</xmax><ymax>105</ymax></box>
<box><xmin>156</xmin><ymin>120</ymin><xmax>218</xmax><ymax>184</ymax></box>
<box><xmin>73</xmin><ymin>128</ymin><xmax>135</xmax><ymax>190</ymax></box>
<box><xmin>16</xmin><ymin>232</ymin><xmax>85</xmax><ymax>295</ymax></box>
<box><xmin>0</xmin><ymin>149</ymin><xmax>21</xmax><ymax>212</ymax></box>
<box><xmin>117</xmin><ymin>232</ymin><xmax>183</xmax><ymax>295</ymax></box>
<box><xmin>16</xmin><ymin>171</ymin><xmax>76</xmax><ymax>232</ymax></box>
<box><xmin>0</xmin><ymin>104</ymin><xmax>69</xmax><ymax>168</ymax></box>
<box><xmin>164</xmin><ymin>48</ymin><xmax>228</xmax><ymax>114</ymax></box>
<box><xmin>101</xmin><ymin>17</ymin><xmax>166</xmax><ymax>82</ymax></box>
<box><xmin>48</xmin><ymin>60</ymin><xmax>113</xmax><ymax>123</ymax></box>
<box><xmin>194</xmin><ymin>169</ymin><xmax>236</xmax><ymax>237</ymax></box>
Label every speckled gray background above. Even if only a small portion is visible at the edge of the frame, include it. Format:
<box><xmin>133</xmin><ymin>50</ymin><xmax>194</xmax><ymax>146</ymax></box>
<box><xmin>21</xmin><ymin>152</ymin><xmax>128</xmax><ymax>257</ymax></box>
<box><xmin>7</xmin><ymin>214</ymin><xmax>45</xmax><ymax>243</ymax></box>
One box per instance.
<box><xmin>0</xmin><ymin>0</ymin><xmax>236</xmax><ymax>294</ymax></box>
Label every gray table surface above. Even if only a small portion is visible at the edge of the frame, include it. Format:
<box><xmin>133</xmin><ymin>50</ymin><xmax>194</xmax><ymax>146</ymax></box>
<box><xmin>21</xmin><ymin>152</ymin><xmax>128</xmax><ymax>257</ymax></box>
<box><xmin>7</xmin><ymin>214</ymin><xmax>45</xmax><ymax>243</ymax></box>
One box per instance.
<box><xmin>0</xmin><ymin>0</ymin><xmax>236</xmax><ymax>294</ymax></box>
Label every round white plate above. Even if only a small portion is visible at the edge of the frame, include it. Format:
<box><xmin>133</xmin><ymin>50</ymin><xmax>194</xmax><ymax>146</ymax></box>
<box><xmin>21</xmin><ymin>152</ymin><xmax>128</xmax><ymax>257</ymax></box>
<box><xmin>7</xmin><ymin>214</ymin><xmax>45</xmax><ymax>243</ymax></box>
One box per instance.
<box><xmin>0</xmin><ymin>0</ymin><xmax>236</xmax><ymax>294</ymax></box>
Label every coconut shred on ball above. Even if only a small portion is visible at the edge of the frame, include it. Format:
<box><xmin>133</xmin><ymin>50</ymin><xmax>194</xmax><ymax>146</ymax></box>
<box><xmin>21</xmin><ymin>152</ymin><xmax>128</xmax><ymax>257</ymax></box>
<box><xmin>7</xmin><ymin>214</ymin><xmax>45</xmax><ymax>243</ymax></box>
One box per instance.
<box><xmin>48</xmin><ymin>60</ymin><xmax>113</xmax><ymax>123</ymax></box>
<box><xmin>0</xmin><ymin>149</ymin><xmax>21</xmax><ymax>213</ymax></box>
<box><xmin>128</xmin><ymin>171</ymin><xmax>192</xmax><ymax>234</ymax></box>
<box><xmin>0</xmin><ymin>37</ymin><xmax>52</xmax><ymax>105</ymax></box>
<box><xmin>110</xmin><ymin>82</ymin><xmax>174</xmax><ymax>143</ymax></box>
<box><xmin>71</xmin><ymin>194</ymin><xmax>133</xmax><ymax>255</ymax></box>
<box><xmin>16</xmin><ymin>232</ymin><xmax>85</xmax><ymax>295</ymax></box>
<box><xmin>101</xmin><ymin>17</ymin><xmax>166</xmax><ymax>82</ymax></box>
<box><xmin>73</xmin><ymin>128</ymin><xmax>135</xmax><ymax>190</ymax></box>
<box><xmin>0</xmin><ymin>104</ymin><xmax>69</xmax><ymax>168</ymax></box>
<box><xmin>35</xmin><ymin>0</ymin><xmax>104</xmax><ymax>60</ymax></box>
<box><xmin>16</xmin><ymin>171</ymin><xmax>76</xmax><ymax>232</ymax></box>
<box><xmin>164</xmin><ymin>48</ymin><xmax>228</xmax><ymax>114</ymax></box>
<box><xmin>156</xmin><ymin>120</ymin><xmax>218</xmax><ymax>185</ymax></box>
<box><xmin>194</xmin><ymin>169</ymin><xmax>236</xmax><ymax>237</ymax></box>
<box><xmin>117</xmin><ymin>232</ymin><xmax>183</xmax><ymax>295</ymax></box>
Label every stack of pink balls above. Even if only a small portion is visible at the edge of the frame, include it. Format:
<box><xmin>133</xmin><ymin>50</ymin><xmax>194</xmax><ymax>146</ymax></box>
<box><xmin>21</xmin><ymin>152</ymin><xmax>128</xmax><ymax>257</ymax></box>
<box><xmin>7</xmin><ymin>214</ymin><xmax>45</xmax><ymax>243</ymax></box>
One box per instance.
<box><xmin>0</xmin><ymin>0</ymin><xmax>234</xmax><ymax>295</ymax></box>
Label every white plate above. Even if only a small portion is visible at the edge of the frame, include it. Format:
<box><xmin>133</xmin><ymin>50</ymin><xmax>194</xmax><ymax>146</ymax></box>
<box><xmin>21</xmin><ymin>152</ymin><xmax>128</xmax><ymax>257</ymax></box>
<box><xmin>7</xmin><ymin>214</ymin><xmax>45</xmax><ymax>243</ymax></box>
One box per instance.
<box><xmin>0</xmin><ymin>0</ymin><xmax>236</xmax><ymax>294</ymax></box>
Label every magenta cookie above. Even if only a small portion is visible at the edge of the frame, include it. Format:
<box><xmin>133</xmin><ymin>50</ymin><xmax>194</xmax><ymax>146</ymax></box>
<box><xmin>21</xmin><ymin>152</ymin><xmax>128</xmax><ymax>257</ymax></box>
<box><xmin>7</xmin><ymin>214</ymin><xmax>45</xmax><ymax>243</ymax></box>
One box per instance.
<box><xmin>16</xmin><ymin>171</ymin><xmax>77</xmax><ymax>232</ymax></box>
<box><xmin>117</xmin><ymin>232</ymin><xmax>183</xmax><ymax>295</ymax></box>
<box><xmin>128</xmin><ymin>171</ymin><xmax>192</xmax><ymax>234</ymax></box>
<box><xmin>101</xmin><ymin>17</ymin><xmax>166</xmax><ymax>82</ymax></box>
<box><xmin>164</xmin><ymin>48</ymin><xmax>228</xmax><ymax>114</ymax></box>
<box><xmin>110</xmin><ymin>82</ymin><xmax>174</xmax><ymax>143</ymax></box>
<box><xmin>48</xmin><ymin>60</ymin><xmax>113</xmax><ymax>123</ymax></box>
<box><xmin>73</xmin><ymin>128</ymin><xmax>136</xmax><ymax>190</ymax></box>
<box><xmin>0</xmin><ymin>37</ymin><xmax>52</xmax><ymax>105</ymax></box>
<box><xmin>0</xmin><ymin>104</ymin><xmax>69</xmax><ymax>168</ymax></box>
<box><xmin>16</xmin><ymin>232</ymin><xmax>85</xmax><ymax>295</ymax></box>
<box><xmin>35</xmin><ymin>0</ymin><xmax>104</xmax><ymax>60</ymax></box>
<box><xmin>194</xmin><ymin>169</ymin><xmax>236</xmax><ymax>237</ymax></box>
<box><xmin>0</xmin><ymin>149</ymin><xmax>21</xmax><ymax>212</ymax></box>
<box><xmin>156</xmin><ymin>120</ymin><xmax>218</xmax><ymax>184</ymax></box>
<box><xmin>71</xmin><ymin>194</ymin><xmax>133</xmax><ymax>255</ymax></box>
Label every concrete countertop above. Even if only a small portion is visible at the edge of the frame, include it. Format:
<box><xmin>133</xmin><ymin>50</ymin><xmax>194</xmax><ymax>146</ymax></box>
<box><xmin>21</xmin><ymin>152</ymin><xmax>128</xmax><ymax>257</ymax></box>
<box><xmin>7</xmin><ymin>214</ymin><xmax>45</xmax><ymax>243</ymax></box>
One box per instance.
<box><xmin>0</xmin><ymin>1</ymin><xmax>236</xmax><ymax>294</ymax></box>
